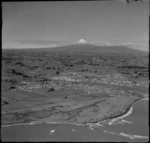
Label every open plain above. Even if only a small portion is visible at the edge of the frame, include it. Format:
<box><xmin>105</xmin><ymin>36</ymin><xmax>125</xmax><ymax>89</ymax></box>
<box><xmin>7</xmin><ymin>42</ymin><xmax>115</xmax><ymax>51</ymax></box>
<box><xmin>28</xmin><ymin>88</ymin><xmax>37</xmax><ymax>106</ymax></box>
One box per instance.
<box><xmin>2</xmin><ymin>1</ymin><xmax>149</xmax><ymax>141</ymax></box>
<box><xmin>2</xmin><ymin>44</ymin><xmax>149</xmax><ymax>127</ymax></box>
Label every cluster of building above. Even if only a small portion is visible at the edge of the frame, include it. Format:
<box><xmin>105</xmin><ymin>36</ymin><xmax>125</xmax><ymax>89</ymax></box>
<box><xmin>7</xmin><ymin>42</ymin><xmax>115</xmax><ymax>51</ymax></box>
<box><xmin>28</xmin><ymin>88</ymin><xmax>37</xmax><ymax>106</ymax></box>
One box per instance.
<box><xmin>53</xmin><ymin>72</ymin><xmax>133</xmax><ymax>86</ymax></box>
<box><xmin>58</xmin><ymin>81</ymin><xmax>124</xmax><ymax>96</ymax></box>
<box><xmin>15</xmin><ymin>72</ymin><xmax>148</xmax><ymax>98</ymax></box>
<box><xmin>53</xmin><ymin>72</ymin><xmax>148</xmax><ymax>87</ymax></box>
<box><xmin>16</xmin><ymin>81</ymin><xmax>61</xmax><ymax>92</ymax></box>
<box><xmin>91</xmin><ymin>73</ymin><xmax>133</xmax><ymax>86</ymax></box>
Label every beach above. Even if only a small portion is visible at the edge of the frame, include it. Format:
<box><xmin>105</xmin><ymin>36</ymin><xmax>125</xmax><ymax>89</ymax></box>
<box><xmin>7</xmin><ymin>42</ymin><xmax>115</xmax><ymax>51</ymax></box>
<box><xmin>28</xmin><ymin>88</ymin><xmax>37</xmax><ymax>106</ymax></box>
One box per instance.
<box><xmin>1</xmin><ymin>98</ymin><xmax>149</xmax><ymax>142</ymax></box>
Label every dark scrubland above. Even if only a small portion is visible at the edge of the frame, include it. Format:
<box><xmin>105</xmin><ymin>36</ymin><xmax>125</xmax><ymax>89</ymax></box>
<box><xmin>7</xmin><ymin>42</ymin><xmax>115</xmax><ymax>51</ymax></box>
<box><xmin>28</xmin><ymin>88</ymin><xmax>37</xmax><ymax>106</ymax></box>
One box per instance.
<box><xmin>1</xmin><ymin>44</ymin><xmax>149</xmax><ymax>125</ymax></box>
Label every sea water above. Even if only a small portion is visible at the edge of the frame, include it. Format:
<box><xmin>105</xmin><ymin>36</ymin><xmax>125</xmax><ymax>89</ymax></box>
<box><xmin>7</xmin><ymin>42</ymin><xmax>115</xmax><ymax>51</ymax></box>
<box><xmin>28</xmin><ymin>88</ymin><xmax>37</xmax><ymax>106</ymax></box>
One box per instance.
<box><xmin>1</xmin><ymin>98</ymin><xmax>149</xmax><ymax>142</ymax></box>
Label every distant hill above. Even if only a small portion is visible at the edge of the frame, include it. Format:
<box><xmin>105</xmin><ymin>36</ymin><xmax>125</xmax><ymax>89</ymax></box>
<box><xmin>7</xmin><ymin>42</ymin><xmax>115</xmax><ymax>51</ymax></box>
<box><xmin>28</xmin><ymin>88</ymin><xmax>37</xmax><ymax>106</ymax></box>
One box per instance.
<box><xmin>53</xmin><ymin>43</ymin><xmax>137</xmax><ymax>51</ymax></box>
<box><xmin>40</xmin><ymin>43</ymin><xmax>148</xmax><ymax>55</ymax></box>
<box><xmin>2</xmin><ymin>43</ymin><xmax>148</xmax><ymax>56</ymax></box>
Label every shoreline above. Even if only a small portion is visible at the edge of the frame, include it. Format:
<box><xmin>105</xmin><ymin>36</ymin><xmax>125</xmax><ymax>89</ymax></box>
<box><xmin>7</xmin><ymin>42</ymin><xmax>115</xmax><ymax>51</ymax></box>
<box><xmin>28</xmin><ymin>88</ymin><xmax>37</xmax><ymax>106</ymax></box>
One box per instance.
<box><xmin>101</xmin><ymin>98</ymin><xmax>141</xmax><ymax>124</ymax></box>
<box><xmin>106</xmin><ymin>97</ymin><xmax>148</xmax><ymax>125</ymax></box>
<box><xmin>1</xmin><ymin>97</ymin><xmax>148</xmax><ymax>128</ymax></box>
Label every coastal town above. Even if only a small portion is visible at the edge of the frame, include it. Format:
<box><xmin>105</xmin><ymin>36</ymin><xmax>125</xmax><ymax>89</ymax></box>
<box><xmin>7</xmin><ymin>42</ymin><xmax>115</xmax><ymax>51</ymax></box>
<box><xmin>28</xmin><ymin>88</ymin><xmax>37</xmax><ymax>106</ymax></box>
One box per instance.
<box><xmin>2</xmin><ymin>1</ymin><xmax>149</xmax><ymax>142</ymax></box>
<box><xmin>2</xmin><ymin>47</ymin><xmax>148</xmax><ymax>125</ymax></box>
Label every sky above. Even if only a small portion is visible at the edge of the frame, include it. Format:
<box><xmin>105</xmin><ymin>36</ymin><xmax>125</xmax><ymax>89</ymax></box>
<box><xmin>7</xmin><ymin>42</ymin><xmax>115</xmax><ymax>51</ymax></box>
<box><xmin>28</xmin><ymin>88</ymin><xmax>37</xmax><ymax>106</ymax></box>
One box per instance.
<box><xmin>2</xmin><ymin>1</ymin><xmax>149</xmax><ymax>51</ymax></box>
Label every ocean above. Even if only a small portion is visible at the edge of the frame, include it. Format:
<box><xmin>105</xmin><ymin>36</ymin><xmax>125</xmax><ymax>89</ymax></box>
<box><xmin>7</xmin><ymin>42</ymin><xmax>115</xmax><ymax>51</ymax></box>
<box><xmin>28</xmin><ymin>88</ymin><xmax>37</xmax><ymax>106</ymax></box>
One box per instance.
<box><xmin>1</xmin><ymin>98</ymin><xmax>149</xmax><ymax>142</ymax></box>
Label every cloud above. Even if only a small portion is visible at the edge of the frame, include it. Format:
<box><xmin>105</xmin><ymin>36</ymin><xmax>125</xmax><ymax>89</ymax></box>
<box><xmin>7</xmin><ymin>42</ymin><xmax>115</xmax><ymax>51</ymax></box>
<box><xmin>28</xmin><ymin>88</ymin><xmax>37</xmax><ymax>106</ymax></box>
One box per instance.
<box><xmin>2</xmin><ymin>39</ymin><xmax>73</xmax><ymax>49</ymax></box>
<box><xmin>16</xmin><ymin>40</ymin><xmax>68</xmax><ymax>45</ymax></box>
<box><xmin>95</xmin><ymin>41</ymin><xmax>148</xmax><ymax>51</ymax></box>
<box><xmin>12</xmin><ymin>39</ymin><xmax>74</xmax><ymax>48</ymax></box>
<box><xmin>96</xmin><ymin>42</ymin><xmax>133</xmax><ymax>46</ymax></box>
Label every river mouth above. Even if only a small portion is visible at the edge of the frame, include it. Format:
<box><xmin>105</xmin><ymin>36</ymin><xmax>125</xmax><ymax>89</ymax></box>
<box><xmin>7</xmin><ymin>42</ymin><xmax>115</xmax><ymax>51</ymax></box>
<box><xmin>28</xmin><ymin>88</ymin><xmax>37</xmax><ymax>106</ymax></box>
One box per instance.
<box><xmin>1</xmin><ymin>98</ymin><xmax>149</xmax><ymax>142</ymax></box>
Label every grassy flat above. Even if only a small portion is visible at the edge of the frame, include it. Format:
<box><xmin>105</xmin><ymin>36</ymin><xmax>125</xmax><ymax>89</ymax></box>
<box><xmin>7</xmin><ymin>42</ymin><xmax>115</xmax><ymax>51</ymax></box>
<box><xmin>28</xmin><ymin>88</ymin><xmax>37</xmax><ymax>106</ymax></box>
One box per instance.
<box><xmin>2</xmin><ymin>45</ymin><xmax>149</xmax><ymax>126</ymax></box>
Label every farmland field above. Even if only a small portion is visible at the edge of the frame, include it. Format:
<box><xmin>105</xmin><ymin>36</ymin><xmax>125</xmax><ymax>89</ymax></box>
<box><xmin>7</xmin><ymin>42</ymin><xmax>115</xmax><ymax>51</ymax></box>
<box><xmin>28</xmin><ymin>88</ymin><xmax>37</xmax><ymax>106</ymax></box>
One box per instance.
<box><xmin>1</xmin><ymin>44</ymin><xmax>149</xmax><ymax>141</ymax></box>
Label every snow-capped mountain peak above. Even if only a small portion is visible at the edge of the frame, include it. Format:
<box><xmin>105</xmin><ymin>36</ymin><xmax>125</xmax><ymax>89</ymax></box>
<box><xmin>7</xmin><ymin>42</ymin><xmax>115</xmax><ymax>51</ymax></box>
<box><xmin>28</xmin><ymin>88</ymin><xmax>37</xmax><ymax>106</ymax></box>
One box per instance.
<box><xmin>77</xmin><ymin>39</ymin><xmax>87</xmax><ymax>44</ymax></box>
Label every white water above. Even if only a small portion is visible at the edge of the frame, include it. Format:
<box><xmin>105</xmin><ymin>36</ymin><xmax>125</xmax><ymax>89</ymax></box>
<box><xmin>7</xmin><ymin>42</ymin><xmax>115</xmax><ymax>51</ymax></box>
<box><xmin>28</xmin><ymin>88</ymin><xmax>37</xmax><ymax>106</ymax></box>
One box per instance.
<box><xmin>1</xmin><ymin>98</ymin><xmax>149</xmax><ymax>141</ymax></box>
